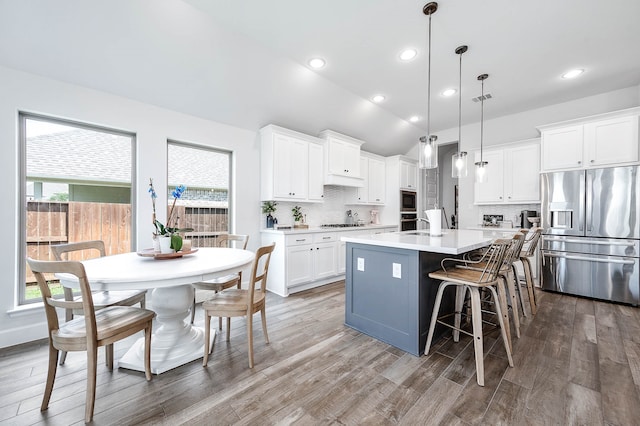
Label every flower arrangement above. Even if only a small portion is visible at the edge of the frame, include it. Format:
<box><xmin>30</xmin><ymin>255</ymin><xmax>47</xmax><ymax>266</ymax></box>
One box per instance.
<box><xmin>149</xmin><ymin>178</ymin><xmax>192</xmax><ymax>250</ymax></box>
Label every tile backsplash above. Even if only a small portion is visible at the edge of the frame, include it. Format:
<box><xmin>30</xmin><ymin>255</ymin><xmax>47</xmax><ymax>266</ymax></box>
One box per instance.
<box><xmin>476</xmin><ymin>204</ymin><xmax>541</xmax><ymax>227</ymax></box>
<box><xmin>263</xmin><ymin>185</ymin><xmax>385</xmax><ymax>227</ymax></box>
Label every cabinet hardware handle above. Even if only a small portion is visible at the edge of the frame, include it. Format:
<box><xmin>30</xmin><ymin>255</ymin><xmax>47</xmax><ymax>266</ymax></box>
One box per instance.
<box><xmin>323</xmin><ymin>236</ymin><xmax>331</xmax><ymax>239</ymax></box>
<box><xmin>296</xmin><ymin>239</ymin><xmax>306</xmax><ymax>242</ymax></box>
<box><xmin>578</xmin><ymin>161</ymin><xmax>581</xmax><ymax>164</ymax></box>
<box><xmin>590</xmin><ymin>159</ymin><xmax>594</xmax><ymax>163</ymax></box>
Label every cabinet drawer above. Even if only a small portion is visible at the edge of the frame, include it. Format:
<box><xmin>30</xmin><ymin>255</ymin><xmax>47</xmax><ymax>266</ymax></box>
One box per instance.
<box><xmin>286</xmin><ymin>234</ymin><xmax>313</xmax><ymax>246</ymax></box>
<box><xmin>314</xmin><ymin>233</ymin><xmax>337</xmax><ymax>243</ymax></box>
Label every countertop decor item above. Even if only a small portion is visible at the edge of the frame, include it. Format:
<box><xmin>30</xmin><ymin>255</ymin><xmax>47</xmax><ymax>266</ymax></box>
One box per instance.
<box><xmin>149</xmin><ymin>178</ymin><xmax>193</xmax><ymax>251</ymax></box>
<box><xmin>137</xmin><ymin>248</ymin><xmax>199</xmax><ymax>259</ymax></box>
<box><xmin>262</xmin><ymin>200</ymin><xmax>277</xmax><ymax>229</ymax></box>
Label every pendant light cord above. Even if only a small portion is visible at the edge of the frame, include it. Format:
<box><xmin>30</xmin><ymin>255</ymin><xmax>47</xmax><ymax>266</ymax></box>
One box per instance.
<box><xmin>457</xmin><ymin>50</ymin><xmax>462</xmax><ymax>154</ymax></box>
<box><xmin>480</xmin><ymin>78</ymin><xmax>484</xmax><ymax>162</ymax></box>
<box><xmin>426</xmin><ymin>12</ymin><xmax>432</xmax><ymax>139</ymax></box>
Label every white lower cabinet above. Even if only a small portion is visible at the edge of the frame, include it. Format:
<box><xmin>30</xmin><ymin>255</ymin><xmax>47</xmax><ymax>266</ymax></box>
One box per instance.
<box><xmin>262</xmin><ymin>227</ymin><xmax>397</xmax><ymax>296</ymax></box>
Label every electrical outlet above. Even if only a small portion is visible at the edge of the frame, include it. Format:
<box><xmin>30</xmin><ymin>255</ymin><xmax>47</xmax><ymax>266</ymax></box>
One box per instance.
<box><xmin>392</xmin><ymin>263</ymin><xmax>401</xmax><ymax>279</ymax></box>
<box><xmin>357</xmin><ymin>257</ymin><xmax>365</xmax><ymax>271</ymax></box>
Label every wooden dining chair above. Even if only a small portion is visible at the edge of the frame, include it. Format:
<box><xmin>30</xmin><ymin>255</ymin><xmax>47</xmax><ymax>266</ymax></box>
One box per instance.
<box><xmin>27</xmin><ymin>257</ymin><xmax>155</xmax><ymax>423</ymax></box>
<box><xmin>190</xmin><ymin>234</ymin><xmax>249</xmax><ymax>325</ymax></box>
<box><xmin>51</xmin><ymin>240</ymin><xmax>147</xmax><ymax>366</ymax></box>
<box><xmin>202</xmin><ymin>242</ymin><xmax>275</xmax><ymax>368</ymax></box>
<box><xmin>425</xmin><ymin>239</ymin><xmax>514</xmax><ymax>386</ymax></box>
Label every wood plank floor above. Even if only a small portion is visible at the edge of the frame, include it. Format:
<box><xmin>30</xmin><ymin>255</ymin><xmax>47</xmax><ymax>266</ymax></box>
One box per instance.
<box><xmin>2</xmin><ymin>281</ymin><xmax>640</xmax><ymax>425</ymax></box>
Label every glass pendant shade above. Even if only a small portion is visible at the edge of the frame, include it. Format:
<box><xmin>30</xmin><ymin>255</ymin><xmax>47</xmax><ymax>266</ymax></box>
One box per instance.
<box><xmin>419</xmin><ymin>135</ymin><xmax>438</xmax><ymax>169</ymax></box>
<box><xmin>418</xmin><ymin>2</ymin><xmax>438</xmax><ymax>169</ymax></box>
<box><xmin>475</xmin><ymin>160</ymin><xmax>488</xmax><ymax>182</ymax></box>
<box><xmin>452</xmin><ymin>151</ymin><xmax>468</xmax><ymax>178</ymax></box>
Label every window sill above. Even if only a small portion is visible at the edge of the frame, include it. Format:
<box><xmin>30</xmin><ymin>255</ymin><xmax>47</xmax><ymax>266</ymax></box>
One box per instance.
<box><xmin>6</xmin><ymin>302</ymin><xmax>43</xmax><ymax>318</ymax></box>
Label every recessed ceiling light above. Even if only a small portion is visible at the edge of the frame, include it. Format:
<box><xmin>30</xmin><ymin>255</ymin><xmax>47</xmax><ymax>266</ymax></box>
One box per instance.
<box><xmin>442</xmin><ymin>88</ymin><xmax>457</xmax><ymax>97</ymax></box>
<box><xmin>372</xmin><ymin>94</ymin><xmax>386</xmax><ymax>103</ymax></box>
<box><xmin>308</xmin><ymin>58</ymin><xmax>326</xmax><ymax>69</ymax></box>
<box><xmin>561</xmin><ymin>68</ymin><xmax>584</xmax><ymax>79</ymax></box>
<box><xmin>409</xmin><ymin>116</ymin><xmax>420</xmax><ymax>123</ymax></box>
<box><xmin>399</xmin><ymin>49</ymin><xmax>418</xmax><ymax>61</ymax></box>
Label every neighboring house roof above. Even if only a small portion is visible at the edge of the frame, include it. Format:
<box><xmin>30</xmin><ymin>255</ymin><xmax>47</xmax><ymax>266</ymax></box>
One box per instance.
<box><xmin>27</xmin><ymin>128</ymin><xmax>229</xmax><ymax>190</ymax></box>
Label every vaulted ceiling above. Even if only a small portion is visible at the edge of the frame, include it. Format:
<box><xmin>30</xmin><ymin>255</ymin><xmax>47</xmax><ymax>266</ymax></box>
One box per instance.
<box><xmin>1</xmin><ymin>0</ymin><xmax>639</xmax><ymax>156</ymax></box>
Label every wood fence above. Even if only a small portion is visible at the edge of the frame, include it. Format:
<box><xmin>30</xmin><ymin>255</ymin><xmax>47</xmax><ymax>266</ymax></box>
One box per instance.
<box><xmin>25</xmin><ymin>201</ymin><xmax>228</xmax><ymax>283</ymax></box>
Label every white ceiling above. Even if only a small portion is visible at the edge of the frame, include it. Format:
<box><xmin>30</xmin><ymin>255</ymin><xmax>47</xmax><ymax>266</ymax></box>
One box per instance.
<box><xmin>1</xmin><ymin>0</ymin><xmax>639</xmax><ymax>156</ymax></box>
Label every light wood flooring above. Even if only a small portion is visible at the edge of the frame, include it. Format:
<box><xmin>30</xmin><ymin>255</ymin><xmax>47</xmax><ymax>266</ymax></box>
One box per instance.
<box><xmin>2</xmin><ymin>281</ymin><xmax>640</xmax><ymax>425</ymax></box>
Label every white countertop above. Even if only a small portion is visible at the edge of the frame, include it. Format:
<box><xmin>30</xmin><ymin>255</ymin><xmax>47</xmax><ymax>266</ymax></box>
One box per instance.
<box><xmin>261</xmin><ymin>224</ymin><xmax>398</xmax><ymax>235</ymax></box>
<box><xmin>341</xmin><ymin>229</ymin><xmax>519</xmax><ymax>255</ymax></box>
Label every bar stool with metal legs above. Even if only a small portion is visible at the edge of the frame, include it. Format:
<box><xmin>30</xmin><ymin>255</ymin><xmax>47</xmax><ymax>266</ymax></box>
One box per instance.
<box><xmin>425</xmin><ymin>239</ymin><xmax>514</xmax><ymax>386</ymax></box>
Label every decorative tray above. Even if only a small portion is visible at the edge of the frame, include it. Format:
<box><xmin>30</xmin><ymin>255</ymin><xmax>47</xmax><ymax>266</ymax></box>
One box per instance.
<box><xmin>137</xmin><ymin>248</ymin><xmax>199</xmax><ymax>259</ymax></box>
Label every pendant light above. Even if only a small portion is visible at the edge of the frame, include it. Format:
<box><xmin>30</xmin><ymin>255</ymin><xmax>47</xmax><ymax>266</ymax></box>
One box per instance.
<box><xmin>475</xmin><ymin>73</ymin><xmax>489</xmax><ymax>183</ymax></box>
<box><xmin>418</xmin><ymin>2</ymin><xmax>438</xmax><ymax>169</ymax></box>
<box><xmin>451</xmin><ymin>45</ymin><xmax>468</xmax><ymax>178</ymax></box>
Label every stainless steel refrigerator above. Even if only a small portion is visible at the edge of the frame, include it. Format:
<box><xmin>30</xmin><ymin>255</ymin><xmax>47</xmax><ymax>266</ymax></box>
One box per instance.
<box><xmin>541</xmin><ymin>166</ymin><xmax>640</xmax><ymax>305</ymax></box>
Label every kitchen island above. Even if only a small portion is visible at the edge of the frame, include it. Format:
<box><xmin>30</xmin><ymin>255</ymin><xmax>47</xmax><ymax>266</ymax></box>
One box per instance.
<box><xmin>342</xmin><ymin>229</ymin><xmax>516</xmax><ymax>356</ymax></box>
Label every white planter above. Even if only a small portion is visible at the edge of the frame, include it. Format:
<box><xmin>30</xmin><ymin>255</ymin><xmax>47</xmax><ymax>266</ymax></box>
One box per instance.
<box><xmin>158</xmin><ymin>236</ymin><xmax>174</xmax><ymax>254</ymax></box>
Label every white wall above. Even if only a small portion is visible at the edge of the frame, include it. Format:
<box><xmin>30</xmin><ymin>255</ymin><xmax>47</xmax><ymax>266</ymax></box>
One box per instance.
<box><xmin>407</xmin><ymin>85</ymin><xmax>640</xmax><ymax>229</ymax></box>
<box><xmin>0</xmin><ymin>66</ymin><xmax>261</xmax><ymax>348</ymax></box>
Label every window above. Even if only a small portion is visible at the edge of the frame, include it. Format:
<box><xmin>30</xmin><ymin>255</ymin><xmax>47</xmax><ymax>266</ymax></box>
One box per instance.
<box><xmin>167</xmin><ymin>141</ymin><xmax>231</xmax><ymax>248</ymax></box>
<box><xmin>20</xmin><ymin>113</ymin><xmax>135</xmax><ymax>304</ymax></box>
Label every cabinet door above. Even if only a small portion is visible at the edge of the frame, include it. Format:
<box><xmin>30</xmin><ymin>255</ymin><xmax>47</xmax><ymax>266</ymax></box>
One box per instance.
<box><xmin>368</xmin><ymin>157</ymin><xmax>386</xmax><ymax>204</ymax></box>
<box><xmin>400</xmin><ymin>161</ymin><xmax>418</xmax><ymax>190</ymax></box>
<box><xmin>286</xmin><ymin>245</ymin><xmax>314</xmax><ymax>287</ymax></box>
<box><xmin>584</xmin><ymin>115</ymin><xmax>639</xmax><ymax>167</ymax></box>
<box><xmin>355</xmin><ymin>156</ymin><xmax>369</xmax><ymax>202</ymax></box>
<box><xmin>338</xmin><ymin>240</ymin><xmax>346</xmax><ymax>274</ymax></box>
<box><xmin>541</xmin><ymin>125</ymin><xmax>584</xmax><ymax>171</ymax></box>
<box><xmin>272</xmin><ymin>134</ymin><xmax>293</xmax><ymax>199</ymax></box>
<box><xmin>505</xmin><ymin>144</ymin><xmax>540</xmax><ymax>203</ymax></box>
<box><xmin>308</xmin><ymin>142</ymin><xmax>324</xmax><ymax>201</ymax></box>
<box><xmin>289</xmin><ymin>138</ymin><xmax>309</xmax><ymax>200</ymax></box>
<box><xmin>342</xmin><ymin>141</ymin><xmax>361</xmax><ymax>177</ymax></box>
<box><xmin>314</xmin><ymin>242</ymin><xmax>337</xmax><ymax>279</ymax></box>
<box><xmin>474</xmin><ymin>150</ymin><xmax>504</xmax><ymax>204</ymax></box>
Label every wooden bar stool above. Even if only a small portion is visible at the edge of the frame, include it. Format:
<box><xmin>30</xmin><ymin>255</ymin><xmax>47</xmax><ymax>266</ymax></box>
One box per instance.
<box><xmin>425</xmin><ymin>239</ymin><xmax>514</xmax><ymax>386</ymax></box>
<box><xmin>515</xmin><ymin>227</ymin><xmax>542</xmax><ymax>315</ymax></box>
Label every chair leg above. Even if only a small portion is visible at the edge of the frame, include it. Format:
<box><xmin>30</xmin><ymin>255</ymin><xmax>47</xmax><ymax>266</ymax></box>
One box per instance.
<box><xmin>487</xmin><ymin>286</ymin><xmax>515</xmax><ymax>368</ymax></box>
<box><xmin>424</xmin><ymin>281</ymin><xmax>449</xmax><ymax>356</ymax></box>
<box><xmin>190</xmin><ymin>295</ymin><xmax>196</xmax><ymax>325</ymax></box>
<box><xmin>144</xmin><ymin>322</ymin><xmax>153</xmax><ymax>381</ymax></box>
<box><xmin>85</xmin><ymin>347</ymin><xmax>98</xmax><ymax>423</ymax></box>
<box><xmin>247</xmin><ymin>313</ymin><xmax>254</xmax><ymax>368</ymax></box>
<box><xmin>261</xmin><ymin>306</ymin><xmax>269</xmax><ymax>344</ymax></box>
<box><xmin>495</xmin><ymin>279</ymin><xmax>513</xmax><ymax>353</ymax></box>
<box><xmin>219</xmin><ymin>316</ymin><xmax>223</xmax><ymax>330</ymax></box>
<box><xmin>512</xmin><ymin>263</ymin><xmax>527</xmax><ymax>317</ymax></box>
<box><xmin>522</xmin><ymin>257</ymin><xmax>537</xmax><ymax>314</ymax></box>
<box><xmin>140</xmin><ymin>295</ymin><xmax>146</xmax><ymax>310</ymax></box>
<box><xmin>105</xmin><ymin>344</ymin><xmax>114</xmax><ymax>370</ymax></box>
<box><xmin>226</xmin><ymin>318</ymin><xmax>231</xmax><ymax>341</ymax></box>
<box><xmin>453</xmin><ymin>285</ymin><xmax>466</xmax><ymax>342</ymax></box>
<box><xmin>203</xmin><ymin>312</ymin><xmax>211</xmax><ymax>367</ymax></box>
<box><xmin>504</xmin><ymin>273</ymin><xmax>521</xmax><ymax>339</ymax></box>
<box><xmin>59</xmin><ymin>350</ymin><xmax>68</xmax><ymax>366</ymax></box>
<box><xmin>468</xmin><ymin>287</ymin><xmax>485</xmax><ymax>387</ymax></box>
<box><xmin>41</xmin><ymin>344</ymin><xmax>59</xmax><ymax>411</ymax></box>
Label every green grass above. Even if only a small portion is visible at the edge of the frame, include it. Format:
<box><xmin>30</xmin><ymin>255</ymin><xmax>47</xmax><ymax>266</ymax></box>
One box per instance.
<box><xmin>25</xmin><ymin>282</ymin><xmax>65</xmax><ymax>300</ymax></box>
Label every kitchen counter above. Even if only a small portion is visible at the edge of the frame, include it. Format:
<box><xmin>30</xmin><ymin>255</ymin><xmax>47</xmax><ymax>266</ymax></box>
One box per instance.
<box><xmin>261</xmin><ymin>224</ymin><xmax>397</xmax><ymax>235</ymax></box>
<box><xmin>341</xmin><ymin>228</ymin><xmax>518</xmax><ymax>255</ymax></box>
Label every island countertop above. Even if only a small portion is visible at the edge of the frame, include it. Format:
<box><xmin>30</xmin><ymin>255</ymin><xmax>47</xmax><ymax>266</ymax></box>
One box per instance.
<box><xmin>341</xmin><ymin>229</ymin><xmax>518</xmax><ymax>255</ymax></box>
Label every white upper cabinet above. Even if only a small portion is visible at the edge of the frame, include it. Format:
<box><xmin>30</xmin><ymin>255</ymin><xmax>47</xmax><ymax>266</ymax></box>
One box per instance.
<box><xmin>474</xmin><ymin>140</ymin><xmax>540</xmax><ymax>205</ymax></box>
<box><xmin>318</xmin><ymin>130</ymin><xmax>365</xmax><ymax>187</ymax></box>
<box><xmin>260</xmin><ymin>125</ymin><xmax>324</xmax><ymax>202</ymax></box>
<box><xmin>400</xmin><ymin>159</ymin><xmax>418</xmax><ymax>191</ymax></box>
<box><xmin>349</xmin><ymin>153</ymin><xmax>386</xmax><ymax>205</ymax></box>
<box><xmin>539</xmin><ymin>108</ymin><xmax>640</xmax><ymax>172</ymax></box>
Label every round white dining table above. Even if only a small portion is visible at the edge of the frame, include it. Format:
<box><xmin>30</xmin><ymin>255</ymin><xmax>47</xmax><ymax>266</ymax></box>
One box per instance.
<box><xmin>56</xmin><ymin>247</ymin><xmax>255</xmax><ymax>374</ymax></box>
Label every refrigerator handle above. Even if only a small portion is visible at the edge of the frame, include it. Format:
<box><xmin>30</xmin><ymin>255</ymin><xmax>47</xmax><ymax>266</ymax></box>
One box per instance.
<box><xmin>585</xmin><ymin>171</ymin><xmax>592</xmax><ymax>232</ymax></box>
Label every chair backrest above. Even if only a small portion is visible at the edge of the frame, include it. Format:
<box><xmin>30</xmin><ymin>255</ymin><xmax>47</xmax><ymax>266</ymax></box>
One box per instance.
<box><xmin>26</xmin><ymin>258</ymin><xmax>98</xmax><ymax>349</ymax></box>
<box><xmin>502</xmin><ymin>233</ymin><xmax>525</xmax><ymax>270</ymax></box>
<box><xmin>51</xmin><ymin>240</ymin><xmax>106</xmax><ymax>261</ymax></box>
<box><xmin>216</xmin><ymin>234</ymin><xmax>249</xmax><ymax>250</ymax></box>
<box><xmin>520</xmin><ymin>227</ymin><xmax>543</xmax><ymax>257</ymax></box>
<box><xmin>247</xmin><ymin>243</ymin><xmax>276</xmax><ymax>301</ymax></box>
<box><xmin>475</xmin><ymin>239</ymin><xmax>511</xmax><ymax>284</ymax></box>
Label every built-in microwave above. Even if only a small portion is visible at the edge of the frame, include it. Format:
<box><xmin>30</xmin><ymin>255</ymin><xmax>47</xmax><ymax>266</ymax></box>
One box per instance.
<box><xmin>401</xmin><ymin>190</ymin><xmax>417</xmax><ymax>211</ymax></box>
